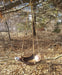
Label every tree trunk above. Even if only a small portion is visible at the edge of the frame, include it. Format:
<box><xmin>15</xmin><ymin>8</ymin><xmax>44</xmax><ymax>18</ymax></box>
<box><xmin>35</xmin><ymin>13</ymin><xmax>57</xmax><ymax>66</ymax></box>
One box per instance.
<box><xmin>32</xmin><ymin>5</ymin><xmax>36</xmax><ymax>37</ymax></box>
<box><xmin>5</xmin><ymin>21</ymin><xmax>11</xmax><ymax>40</ymax></box>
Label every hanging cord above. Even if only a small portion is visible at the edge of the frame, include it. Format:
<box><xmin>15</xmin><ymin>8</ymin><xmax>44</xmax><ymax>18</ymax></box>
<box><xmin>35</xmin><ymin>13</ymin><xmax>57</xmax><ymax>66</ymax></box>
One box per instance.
<box><xmin>20</xmin><ymin>0</ymin><xmax>23</xmax><ymax>4</ymax></box>
<box><xmin>30</xmin><ymin>0</ymin><xmax>32</xmax><ymax>6</ymax></box>
<box><xmin>22</xmin><ymin>12</ymin><xmax>29</xmax><ymax>55</ymax></box>
<box><xmin>32</xmin><ymin>36</ymin><xmax>35</xmax><ymax>54</ymax></box>
<box><xmin>22</xmin><ymin>33</ymin><xmax>24</xmax><ymax>53</ymax></box>
<box><xmin>36</xmin><ymin>30</ymin><xmax>40</xmax><ymax>53</ymax></box>
<box><xmin>22</xmin><ymin>38</ymin><xmax>24</xmax><ymax>55</ymax></box>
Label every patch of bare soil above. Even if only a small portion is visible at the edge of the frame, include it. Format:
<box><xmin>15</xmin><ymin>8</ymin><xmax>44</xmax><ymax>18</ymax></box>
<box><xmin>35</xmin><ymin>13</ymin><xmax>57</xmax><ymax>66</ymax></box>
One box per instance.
<box><xmin>0</xmin><ymin>32</ymin><xmax>62</xmax><ymax>75</ymax></box>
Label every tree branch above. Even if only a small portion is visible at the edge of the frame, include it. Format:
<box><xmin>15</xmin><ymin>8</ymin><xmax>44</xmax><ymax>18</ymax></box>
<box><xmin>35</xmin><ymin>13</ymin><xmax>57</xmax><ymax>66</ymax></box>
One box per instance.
<box><xmin>46</xmin><ymin>54</ymin><xmax>62</xmax><ymax>60</ymax></box>
<box><xmin>2</xmin><ymin>4</ymin><xmax>29</xmax><ymax>15</ymax></box>
<box><xmin>0</xmin><ymin>0</ymin><xmax>39</xmax><ymax>12</ymax></box>
<box><xmin>2</xmin><ymin>1</ymin><xmax>42</xmax><ymax>15</ymax></box>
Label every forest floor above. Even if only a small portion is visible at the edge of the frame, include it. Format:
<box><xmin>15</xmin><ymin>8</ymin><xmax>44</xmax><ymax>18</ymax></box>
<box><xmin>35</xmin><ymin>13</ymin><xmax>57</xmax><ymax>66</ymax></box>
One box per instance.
<box><xmin>0</xmin><ymin>31</ymin><xmax>62</xmax><ymax>75</ymax></box>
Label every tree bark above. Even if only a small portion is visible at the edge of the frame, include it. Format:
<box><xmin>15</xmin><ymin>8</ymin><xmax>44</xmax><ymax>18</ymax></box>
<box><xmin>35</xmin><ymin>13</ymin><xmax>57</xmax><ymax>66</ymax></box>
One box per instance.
<box><xmin>32</xmin><ymin>5</ymin><xmax>36</xmax><ymax>37</ymax></box>
<box><xmin>32</xmin><ymin>12</ymin><xmax>36</xmax><ymax>36</ymax></box>
<box><xmin>5</xmin><ymin>22</ymin><xmax>11</xmax><ymax>40</ymax></box>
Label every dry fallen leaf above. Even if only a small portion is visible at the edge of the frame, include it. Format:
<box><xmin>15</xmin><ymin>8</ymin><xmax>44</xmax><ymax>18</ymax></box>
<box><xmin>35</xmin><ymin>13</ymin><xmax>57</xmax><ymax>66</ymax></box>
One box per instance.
<box><xmin>0</xmin><ymin>12</ymin><xmax>3</xmax><ymax>19</ymax></box>
<box><xmin>10</xmin><ymin>0</ymin><xmax>13</xmax><ymax>2</ymax></box>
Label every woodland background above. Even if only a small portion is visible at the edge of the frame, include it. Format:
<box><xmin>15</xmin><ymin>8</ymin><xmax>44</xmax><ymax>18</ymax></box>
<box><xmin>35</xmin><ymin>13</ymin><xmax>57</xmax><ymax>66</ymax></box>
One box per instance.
<box><xmin>0</xmin><ymin>0</ymin><xmax>62</xmax><ymax>75</ymax></box>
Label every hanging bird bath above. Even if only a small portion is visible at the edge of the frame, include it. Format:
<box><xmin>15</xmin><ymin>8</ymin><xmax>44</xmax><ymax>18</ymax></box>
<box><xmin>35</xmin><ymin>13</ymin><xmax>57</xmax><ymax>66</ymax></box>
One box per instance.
<box><xmin>15</xmin><ymin>0</ymin><xmax>41</xmax><ymax>65</ymax></box>
<box><xmin>15</xmin><ymin>53</ymin><xmax>41</xmax><ymax>65</ymax></box>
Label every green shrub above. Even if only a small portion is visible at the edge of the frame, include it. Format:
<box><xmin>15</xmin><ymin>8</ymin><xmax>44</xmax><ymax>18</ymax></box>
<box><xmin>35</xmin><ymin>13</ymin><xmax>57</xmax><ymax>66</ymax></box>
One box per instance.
<box><xmin>53</xmin><ymin>27</ymin><xmax>61</xmax><ymax>33</ymax></box>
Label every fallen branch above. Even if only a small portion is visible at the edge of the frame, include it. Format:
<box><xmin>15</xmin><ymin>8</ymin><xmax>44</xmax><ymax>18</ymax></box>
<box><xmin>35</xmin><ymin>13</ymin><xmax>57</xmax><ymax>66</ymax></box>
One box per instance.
<box><xmin>46</xmin><ymin>54</ymin><xmax>62</xmax><ymax>60</ymax></box>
